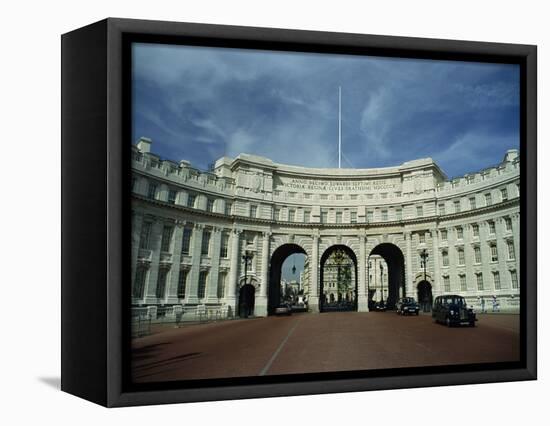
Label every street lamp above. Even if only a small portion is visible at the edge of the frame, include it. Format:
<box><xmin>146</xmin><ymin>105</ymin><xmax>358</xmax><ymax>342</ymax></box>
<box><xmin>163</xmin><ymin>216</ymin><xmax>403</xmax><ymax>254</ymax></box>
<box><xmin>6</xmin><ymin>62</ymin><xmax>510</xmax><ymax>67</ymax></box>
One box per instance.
<box><xmin>241</xmin><ymin>250</ymin><xmax>254</xmax><ymax>318</ymax></box>
<box><xmin>419</xmin><ymin>249</ymin><xmax>429</xmax><ymax>312</ymax></box>
<box><xmin>380</xmin><ymin>263</ymin><xmax>384</xmax><ymax>305</ymax></box>
<box><xmin>420</xmin><ymin>249</ymin><xmax>429</xmax><ymax>283</ymax></box>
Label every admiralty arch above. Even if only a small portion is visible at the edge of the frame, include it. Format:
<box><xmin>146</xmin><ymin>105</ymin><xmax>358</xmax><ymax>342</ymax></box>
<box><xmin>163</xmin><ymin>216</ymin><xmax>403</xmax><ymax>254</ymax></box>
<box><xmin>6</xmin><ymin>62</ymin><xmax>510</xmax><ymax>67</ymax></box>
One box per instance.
<box><xmin>131</xmin><ymin>137</ymin><xmax>520</xmax><ymax>320</ymax></box>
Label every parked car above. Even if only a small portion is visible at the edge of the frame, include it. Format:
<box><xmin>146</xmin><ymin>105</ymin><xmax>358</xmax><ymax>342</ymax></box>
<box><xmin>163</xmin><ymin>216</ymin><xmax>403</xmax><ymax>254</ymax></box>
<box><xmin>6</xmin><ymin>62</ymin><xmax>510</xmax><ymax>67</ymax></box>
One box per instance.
<box><xmin>396</xmin><ymin>297</ymin><xmax>420</xmax><ymax>315</ymax></box>
<box><xmin>274</xmin><ymin>304</ymin><xmax>292</xmax><ymax>316</ymax></box>
<box><xmin>374</xmin><ymin>301</ymin><xmax>387</xmax><ymax>311</ymax></box>
<box><xmin>432</xmin><ymin>295</ymin><xmax>476</xmax><ymax>327</ymax></box>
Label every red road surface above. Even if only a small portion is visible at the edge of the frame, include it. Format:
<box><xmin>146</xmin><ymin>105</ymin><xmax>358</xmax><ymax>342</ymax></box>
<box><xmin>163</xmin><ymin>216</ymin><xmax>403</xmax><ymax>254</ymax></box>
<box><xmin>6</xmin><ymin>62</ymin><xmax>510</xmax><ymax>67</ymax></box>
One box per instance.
<box><xmin>131</xmin><ymin>312</ymin><xmax>520</xmax><ymax>383</ymax></box>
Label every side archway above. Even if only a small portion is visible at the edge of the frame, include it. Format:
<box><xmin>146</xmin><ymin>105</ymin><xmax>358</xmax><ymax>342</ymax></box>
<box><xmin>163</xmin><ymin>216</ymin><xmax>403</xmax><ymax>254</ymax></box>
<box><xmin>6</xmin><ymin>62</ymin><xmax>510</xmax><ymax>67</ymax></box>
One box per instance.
<box><xmin>268</xmin><ymin>243</ymin><xmax>307</xmax><ymax>315</ymax></box>
<box><xmin>417</xmin><ymin>280</ymin><xmax>433</xmax><ymax>312</ymax></box>
<box><xmin>368</xmin><ymin>243</ymin><xmax>405</xmax><ymax>310</ymax></box>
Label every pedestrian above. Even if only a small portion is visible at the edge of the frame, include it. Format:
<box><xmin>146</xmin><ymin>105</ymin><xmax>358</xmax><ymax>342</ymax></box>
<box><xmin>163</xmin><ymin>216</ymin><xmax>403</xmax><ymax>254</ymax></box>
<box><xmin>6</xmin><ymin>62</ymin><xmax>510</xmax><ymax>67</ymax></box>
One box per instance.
<box><xmin>481</xmin><ymin>297</ymin><xmax>485</xmax><ymax>313</ymax></box>
<box><xmin>492</xmin><ymin>295</ymin><xmax>499</xmax><ymax>313</ymax></box>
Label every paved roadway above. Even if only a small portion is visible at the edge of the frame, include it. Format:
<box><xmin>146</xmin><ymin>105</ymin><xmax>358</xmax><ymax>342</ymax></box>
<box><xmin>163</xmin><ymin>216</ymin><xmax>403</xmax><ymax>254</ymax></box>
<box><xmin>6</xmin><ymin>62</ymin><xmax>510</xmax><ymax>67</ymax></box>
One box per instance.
<box><xmin>131</xmin><ymin>312</ymin><xmax>520</xmax><ymax>383</ymax></box>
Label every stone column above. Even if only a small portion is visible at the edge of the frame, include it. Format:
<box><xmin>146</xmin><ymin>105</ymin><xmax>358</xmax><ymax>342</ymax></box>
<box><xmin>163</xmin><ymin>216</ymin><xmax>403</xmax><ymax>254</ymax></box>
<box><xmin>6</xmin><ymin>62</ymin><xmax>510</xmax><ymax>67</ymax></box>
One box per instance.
<box><xmin>431</xmin><ymin>229</ymin><xmax>441</xmax><ymax>296</ymax></box>
<box><xmin>206</xmin><ymin>227</ymin><xmax>222</xmax><ymax>303</ymax></box>
<box><xmin>143</xmin><ymin>220</ymin><xmax>163</xmax><ymax>304</ymax></box>
<box><xmin>512</xmin><ymin>213</ymin><xmax>520</xmax><ymax>286</ymax></box>
<box><xmin>308</xmin><ymin>231</ymin><xmax>320</xmax><ymax>313</ymax></box>
<box><xmin>357</xmin><ymin>232</ymin><xmax>369</xmax><ymax>312</ymax></box>
<box><xmin>130</xmin><ymin>212</ymin><xmax>143</xmax><ymax>296</ymax></box>
<box><xmin>226</xmin><ymin>228</ymin><xmax>241</xmax><ymax>314</ymax></box>
<box><xmin>255</xmin><ymin>231</ymin><xmax>271</xmax><ymax>317</ymax></box>
<box><xmin>165</xmin><ymin>221</ymin><xmax>185</xmax><ymax>304</ymax></box>
<box><xmin>185</xmin><ymin>223</ymin><xmax>203</xmax><ymax>305</ymax></box>
<box><xmin>405</xmin><ymin>231</ymin><xmax>413</xmax><ymax>297</ymax></box>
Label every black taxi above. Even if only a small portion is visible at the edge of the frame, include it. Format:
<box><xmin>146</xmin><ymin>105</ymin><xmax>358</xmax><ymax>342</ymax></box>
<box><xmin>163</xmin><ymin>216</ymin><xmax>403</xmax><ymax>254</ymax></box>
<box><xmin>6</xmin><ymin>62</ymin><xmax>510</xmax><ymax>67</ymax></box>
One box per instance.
<box><xmin>432</xmin><ymin>295</ymin><xmax>476</xmax><ymax>327</ymax></box>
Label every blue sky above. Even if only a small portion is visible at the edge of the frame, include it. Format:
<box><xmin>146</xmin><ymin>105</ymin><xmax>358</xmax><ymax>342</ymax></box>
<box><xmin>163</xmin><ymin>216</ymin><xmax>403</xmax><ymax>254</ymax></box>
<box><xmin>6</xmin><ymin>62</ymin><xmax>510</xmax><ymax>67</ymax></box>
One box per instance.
<box><xmin>132</xmin><ymin>43</ymin><xmax>519</xmax><ymax>179</ymax></box>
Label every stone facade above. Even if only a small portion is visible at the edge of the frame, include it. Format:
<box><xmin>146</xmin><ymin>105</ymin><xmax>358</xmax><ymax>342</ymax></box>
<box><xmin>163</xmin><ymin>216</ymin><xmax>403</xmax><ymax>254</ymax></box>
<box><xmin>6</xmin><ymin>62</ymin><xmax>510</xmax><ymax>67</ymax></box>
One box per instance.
<box><xmin>131</xmin><ymin>136</ymin><xmax>520</xmax><ymax>319</ymax></box>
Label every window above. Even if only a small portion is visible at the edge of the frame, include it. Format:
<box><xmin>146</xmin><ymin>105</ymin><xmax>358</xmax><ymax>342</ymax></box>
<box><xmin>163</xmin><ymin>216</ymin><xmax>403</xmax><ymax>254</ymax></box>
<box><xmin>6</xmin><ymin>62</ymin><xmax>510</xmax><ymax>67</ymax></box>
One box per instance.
<box><xmin>139</xmin><ymin>222</ymin><xmax>152</xmax><ymax>249</ymax></box>
<box><xmin>350</xmin><ymin>211</ymin><xmax>357</xmax><ymax>223</ymax></box>
<box><xmin>396</xmin><ymin>208</ymin><xmax>402</xmax><ymax>221</ymax></box>
<box><xmin>488</xmin><ymin>220</ymin><xmax>496</xmax><ymax>235</ymax></box>
<box><xmin>168</xmin><ymin>189</ymin><xmax>177</xmax><ymax>204</ymax></box>
<box><xmin>366</xmin><ymin>193</ymin><xmax>373</xmax><ymax>199</ymax></box>
<box><xmin>321</xmin><ymin>210</ymin><xmax>328</xmax><ymax>223</ymax></box>
<box><xmin>490</xmin><ymin>243</ymin><xmax>498</xmax><ymax>262</ymax></box>
<box><xmin>381</xmin><ymin>210</ymin><xmax>388</xmax><ymax>221</ymax></box>
<box><xmin>459</xmin><ymin>274</ymin><xmax>467</xmax><ymax>292</ymax></box>
<box><xmin>444</xmin><ymin>276</ymin><xmax>451</xmax><ymax>292</ymax></box>
<box><xmin>289</xmin><ymin>192</ymin><xmax>296</xmax><ymax>199</ymax></box>
<box><xmin>177</xmin><ymin>269</ymin><xmax>188</xmax><ymax>299</ymax></box>
<box><xmin>350</xmin><ymin>194</ymin><xmax>358</xmax><ymax>200</ymax></box>
<box><xmin>367</xmin><ymin>210</ymin><xmax>374</xmax><ymax>222</ymax></box>
<box><xmin>439</xmin><ymin>204</ymin><xmax>446</xmax><ymax>215</ymax></box>
<box><xmin>273</xmin><ymin>208</ymin><xmax>281</xmax><ymax>221</ymax></box>
<box><xmin>206</xmin><ymin>199</ymin><xmax>215</xmax><ymax>212</ymax></box>
<box><xmin>510</xmin><ymin>270</ymin><xmax>518</xmax><ymax>289</ymax></box>
<box><xmin>224</xmin><ymin>201</ymin><xmax>232</xmax><ymax>216</ymax></box>
<box><xmin>454</xmin><ymin>200</ymin><xmax>461</xmax><ymax>213</ymax></box>
<box><xmin>507</xmin><ymin>240</ymin><xmax>515</xmax><ymax>260</ymax></box>
<box><xmin>416</xmin><ymin>205</ymin><xmax>423</xmax><ymax>217</ymax></box>
<box><xmin>505</xmin><ymin>217</ymin><xmax>512</xmax><ymax>232</ymax></box>
<box><xmin>485</xmin><ymin>193</ymin><xmax>492</xmax><ymax>206</ymax></box>
<box><xmin>501</xmin><ymin>188</ymin><xmax>508</xmax><ymax>201</ymax></box>
<box><xmin>442</xmin><ymin>250</ymin><xmax>449</xmax><ymax>267</ymax></box>
<box><xmin>131</xmin><ymin>177</ymin><xmax>137</xmax><ymax>192</ymax></box>
<box><xmin>201</xmin><ymin>230</ymin><xmax>211</xmax><ymax>256</ymax></box>
<box><xmin>147</xmin><ymin>182</ymin><xmax>157</xmax><ymax>200</ymax></box>
<box><xmin>320</xmin><ymin>194</ymin><xmax>328</xmax><ymax>200</ymax></box>
<box><xmin>441</xmin><ymin>229</ymin><xmax>448</xmax><ymax>241</ymax></box>
<box><xmin>220</xmin><ymin>233</ymin><xmax>229</xmax><ymax>258</ymax></box>
<box><xmin>304</xmin><ymin>193</ymin><xmax>312</xmax><ymax>200</ymax></box>
<box><xmin>304</xmin><ymin>210</ymin><xmax>311</xmax><ymax>223</ymax></box>
<box><xmin>472</xmin><ymin>223</ymin><xmax>479</xmax><ymax>237</ymax></box>
<box><xmin>336</xmin><ymin>194</ymin><xmax>343</xmax><ymax>200</ymax></box>
<box><xmin>198</xmin><ymin>271</ymin><xmax>208</xmax><ymax>299</ymax></box>
<box><xmin>160</xmin><ymin>225</ymin><xmax>173</xmax><ymax>252</ymax></box>
<box><xmin>336</xmin><ymin>211</ymin><xmax>343</xmax><ymax>223</ymax></box>
<box><xmin>133</xmin><ymin>267</ymin><xmax>147</xmax><ymax>298</ymax></box>
<box><xmin>156</xmin><ymin>268</ymin><xmax>168</xmax><ymax>298</ymax></box>
<box><xmin>419</xmin><ymin>233</ymin><xmax>425</xmax><ymax>244</ymax></box>
<box><xmin>250</xmin><ymin>205</ymin><xmax>257</xmax><ymax>218</ymax></box>
<box><xmin>457</xmin><ymin>248</ymin><xmax>465</xmax><ymax>265</ymax></box>
<box><xmin>493</xmin><ymin>271</ymin><xmax>501</xmax><ymax>290</ymax></box>
<box><xmin>289</xmin><ymin>209</ymin><xmax>296</xmax><ymax>222</ymax></box>
<box><xmin>187</xmin><ymin>194</ymin><xmax>196</xmax><ymax>208</ymax></box>
<box><xmin>456</xmin><ymin>226</ymin><xmax>464</xmax><ymax>239</ymax></box>
<box><xmin>469</xmin><ymin>197</ymin><xmax>476</xmax><ymax>209</ymax></box>
<box><xmin>474</xmin><ymin>246</ymin><xmax>482</xmax><ymax>263</ymax></box>
<box><xmin>395</xmin><ymin>191</ymin><xmax>402</xmax><ymax>198</ymax></box>
<box><xmin>181</xmin><ymin>227</ymin><xmax>192</xmax><ymax>255</ymax></box>
<box><xmin>476</xmin><ymin>273</ymin><xmax>484</xmax><ymax>291</ymax></box>
<box><xmin>381</xmin><ymin>193</ymin><xmax>387</xmax><ymax>199</ymax></box>
<box><xmin>217</xmin><ymin>273</ymin><xmax>226</xmax><ymax>298</ymax></box>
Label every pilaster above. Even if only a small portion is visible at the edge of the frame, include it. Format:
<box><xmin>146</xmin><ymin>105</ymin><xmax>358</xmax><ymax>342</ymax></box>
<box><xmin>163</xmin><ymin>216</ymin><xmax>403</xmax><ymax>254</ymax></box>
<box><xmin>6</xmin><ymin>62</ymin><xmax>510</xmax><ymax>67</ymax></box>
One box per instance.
<box><xmin>308</xmin><ymin>230</ymin><xmax>320</xmax><ymax>313</ymax></box>
<box><xmin>185</xmin><ymin>223</ymin><xmax>204</xmax><ymax>304</ymax></box>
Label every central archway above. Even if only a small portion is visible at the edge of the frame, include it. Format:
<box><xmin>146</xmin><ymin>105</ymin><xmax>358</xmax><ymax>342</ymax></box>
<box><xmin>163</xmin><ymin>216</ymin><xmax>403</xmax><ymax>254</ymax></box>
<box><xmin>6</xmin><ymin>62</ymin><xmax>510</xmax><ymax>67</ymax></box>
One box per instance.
<box><xmin>368</xmin><ymin>243</ymin><xmax>405</xmax><ymax>310</ymax></box>
<box><xmin>268</xmin><ymin>243</ymin><xmax>307</xmax><ymax>315</ymax></box>
<box><xmin>320</xmin><ymin>245</ymin><xmax>358</xmax><ymax>312</ymax></box>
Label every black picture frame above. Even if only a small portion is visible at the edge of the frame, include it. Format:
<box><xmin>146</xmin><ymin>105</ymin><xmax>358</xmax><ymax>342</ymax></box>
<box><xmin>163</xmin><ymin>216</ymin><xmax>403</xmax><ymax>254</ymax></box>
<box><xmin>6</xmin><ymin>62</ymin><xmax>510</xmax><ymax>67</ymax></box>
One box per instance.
<box><xmin>61</xmin><ymin>17</ymin><xmax>537</xmax><ymax>407</ymax></box>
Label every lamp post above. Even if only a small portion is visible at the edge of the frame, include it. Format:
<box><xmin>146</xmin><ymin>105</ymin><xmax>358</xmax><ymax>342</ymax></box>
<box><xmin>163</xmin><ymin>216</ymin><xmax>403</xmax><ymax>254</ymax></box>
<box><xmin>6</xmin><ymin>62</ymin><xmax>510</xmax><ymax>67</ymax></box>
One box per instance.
<box><xmin>420</xmin><ymin>249</ymin><xmax>429</xmax><ymax>312</ymax></box>
<box><xmin>380</xmin><ymin>263</ymin><xmax>384</xmax><ymax>306</ymax></box>
<box><xmin>241</xmin><ymin>250</ymin><xmax>254</xmax><ymax>318</ymax></box>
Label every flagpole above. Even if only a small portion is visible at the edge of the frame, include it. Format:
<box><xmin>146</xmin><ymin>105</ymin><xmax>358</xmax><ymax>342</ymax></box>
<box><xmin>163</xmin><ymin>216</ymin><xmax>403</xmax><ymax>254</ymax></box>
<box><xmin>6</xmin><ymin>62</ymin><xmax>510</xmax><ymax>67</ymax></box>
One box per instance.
<box><xmin>338</xmin><ymin>86</ymin><xmax>342</xmax><ymax>169</ymax></box>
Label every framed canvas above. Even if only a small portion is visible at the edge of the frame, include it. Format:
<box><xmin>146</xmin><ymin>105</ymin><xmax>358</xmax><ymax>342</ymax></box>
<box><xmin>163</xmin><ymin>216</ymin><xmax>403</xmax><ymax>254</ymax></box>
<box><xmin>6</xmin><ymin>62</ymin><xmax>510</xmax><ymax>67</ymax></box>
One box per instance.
<box><xmin>61</xmin><ymin>18</ymin><xmax>537</xmax><ymax>407</ymax></box>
